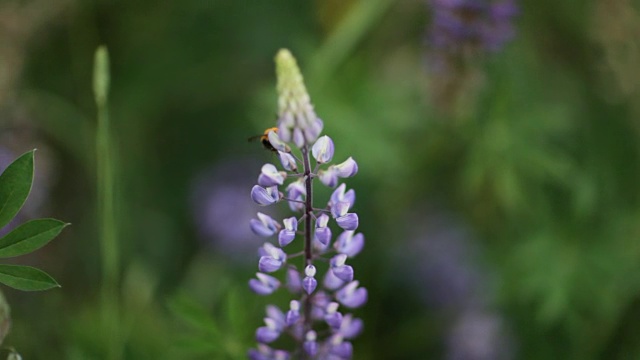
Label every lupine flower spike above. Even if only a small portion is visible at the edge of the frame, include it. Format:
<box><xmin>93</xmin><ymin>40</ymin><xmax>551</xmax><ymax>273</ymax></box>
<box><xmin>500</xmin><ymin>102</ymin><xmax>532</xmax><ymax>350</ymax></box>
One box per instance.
<box><xmin>248</xmin><ymin>49</ymin><xmax>366</xmax><ymax>360</ymax></box>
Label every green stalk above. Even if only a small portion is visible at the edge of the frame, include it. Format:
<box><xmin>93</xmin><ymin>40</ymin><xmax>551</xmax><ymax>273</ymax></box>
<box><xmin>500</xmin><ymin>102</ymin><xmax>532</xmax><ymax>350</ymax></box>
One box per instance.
<box><xmin>310</xmin><ymin>0</ymin><xmax>395</xmax><ymax>83</ymax></box>
<box><xmin>94</xmin><ymin>45</ymin><xmax>121</xmax><ymax>360</ymax></box>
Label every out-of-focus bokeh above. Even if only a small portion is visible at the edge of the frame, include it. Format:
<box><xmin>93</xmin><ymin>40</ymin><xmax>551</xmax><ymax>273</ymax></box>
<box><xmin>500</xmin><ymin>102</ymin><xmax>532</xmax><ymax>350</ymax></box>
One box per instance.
<box><xmin>1</xmin><ymin>0</ymin><xmax>640</xmax><ymax>359</ymax></box>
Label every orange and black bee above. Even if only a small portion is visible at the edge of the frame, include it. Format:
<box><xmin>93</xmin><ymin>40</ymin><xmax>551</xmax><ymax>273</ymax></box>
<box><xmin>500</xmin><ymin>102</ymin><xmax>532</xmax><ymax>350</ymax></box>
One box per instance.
<box><xmin>248</xmin><ymin>127</ymin><xmax>279</xmax><ymax>152</ymax></box>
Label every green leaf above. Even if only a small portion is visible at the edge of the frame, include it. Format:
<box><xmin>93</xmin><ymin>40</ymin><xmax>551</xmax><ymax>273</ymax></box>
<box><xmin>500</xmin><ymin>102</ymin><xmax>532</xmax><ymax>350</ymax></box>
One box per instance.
<box><xmin>0</xmin><ymin>264</ymin><xmax>59</xmax><ymax>291</ymax></box>
<box><xmin>0</xmin><ymin>151</ymin><xmax>35</xmax><ymax>229</ymax></box>
<box><xmin>0</xmin><ymin>219</ymin><xmax>68</xmax><ymax>258</ymax></box>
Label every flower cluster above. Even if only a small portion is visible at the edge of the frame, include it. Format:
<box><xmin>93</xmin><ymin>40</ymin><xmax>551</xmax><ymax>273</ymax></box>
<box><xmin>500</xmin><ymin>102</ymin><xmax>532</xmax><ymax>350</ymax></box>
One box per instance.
<box><xmin>248</xmin><ymin>49</ymin><xmax>366</xmax><ymax>360</ymax></box>
<box><xmin>427</xmin><ymin>0</ymin><xmax>518</xmax><ymax>58</ymax></box>
<box><xmin>425</xmin><ymin>0</ymin><xmax>518</xmax><ymax>114</ymax></box>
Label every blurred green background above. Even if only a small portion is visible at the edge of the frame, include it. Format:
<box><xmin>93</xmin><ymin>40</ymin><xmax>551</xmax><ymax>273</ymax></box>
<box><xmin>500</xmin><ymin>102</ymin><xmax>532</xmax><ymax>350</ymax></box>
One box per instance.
<box><xmin>1</xmin><ymin>0</ymin><xmax>640</xmax><ymax>359</ymax></box>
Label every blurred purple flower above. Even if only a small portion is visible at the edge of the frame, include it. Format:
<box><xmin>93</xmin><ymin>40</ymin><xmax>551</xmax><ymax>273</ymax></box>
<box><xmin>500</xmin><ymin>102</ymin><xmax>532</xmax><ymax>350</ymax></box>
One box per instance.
<box><xmin>427</xmin><ymin>0</ymin><xmax>518</xmax><ymax>57</ymax></box>
<box><xmin>397</xmin><ymin>206</ymin><xmax>514</xmax><ymax>359</ymax></box>
<box><xmin>191</xmin><ymin>159</ymin><xmax>278</xmax><ymax>260</ymax></box>
<box><xmin>447</xmin><ymin>309</ymin><xmax>513</xmax><ymax>360</ymax></box>
<box><xmin>402</xmin><ymin>209</ymin><xmax>486</xmax><ymax>310</ymax></box>
<box><xmin>425</xmin><ymin>0</ymin><xmax>518</xmax><ymax>113</ymax></box>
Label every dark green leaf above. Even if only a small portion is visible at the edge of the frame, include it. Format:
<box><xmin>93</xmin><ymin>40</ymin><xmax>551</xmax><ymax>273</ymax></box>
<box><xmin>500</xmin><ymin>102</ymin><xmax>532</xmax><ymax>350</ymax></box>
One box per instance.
<box><xmin>0</xmin><ymin>219</ymin><xmax>68</xmax><ymax>258</ymax></box>
<box><xmin>0</xmin><ymin>264</ymin><xmax>59</xmax><ymax>291</ymax></box>
<box><xmin>0</xmin><ymin>151</ymin><xmax>35</xmax><ymax>229</ymax></box>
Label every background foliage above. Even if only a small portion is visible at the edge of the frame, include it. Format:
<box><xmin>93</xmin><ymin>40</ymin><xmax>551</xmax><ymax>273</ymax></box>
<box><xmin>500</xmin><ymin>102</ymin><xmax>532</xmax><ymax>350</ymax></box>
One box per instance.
<box><xmin>1</xmin><ymin>0</ymin><xmax>640</xmax><ymax>359</ymax></box>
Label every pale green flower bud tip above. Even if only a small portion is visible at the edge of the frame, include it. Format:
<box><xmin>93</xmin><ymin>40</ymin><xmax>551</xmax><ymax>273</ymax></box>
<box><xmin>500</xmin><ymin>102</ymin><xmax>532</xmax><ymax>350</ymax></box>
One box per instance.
<box><xmin>275</xmin><ymin>48</ymin><xmax>308</xmax><ymax>103</ymax></box>
<box><xmin>93</xmin><ymin>45</ymin><xmax>110</xmax><ymax>106</ymax></box>
<box><xmin>275</xmin><ymin>49</ymin><xmax>299</xmax><ymax>81</ymax></box>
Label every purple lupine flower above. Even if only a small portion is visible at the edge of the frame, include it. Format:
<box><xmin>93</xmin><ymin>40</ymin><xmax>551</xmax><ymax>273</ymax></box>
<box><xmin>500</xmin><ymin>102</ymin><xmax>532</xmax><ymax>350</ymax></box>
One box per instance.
<box><xmin>249</xmin><ymin>273</ymin><xmax>281</xmax><ymax>296</ymax></box>
<box><xmin>248</xmin><ymin>344</ymin><xmax>290</xmax><ymax>360</ymax></box>
<box><xmin>278</xmin><ymin>217</ymin><xmax>298</xmax><ymax>247</ymax></box>
<box><xmin>334</xmin><ymin>231</ymin><xmax>365</xmax><ymax>258</ymax></box>
<box><xmin>314</xmin><ymin>213</ymin><xmax>332</xmax><ymax>246</ymax></box>
<box><xmin>258</xmin><ymin>243</ymin><xmax>287</xmax><ymax>273</ymax></box>
<box><xmin>338</xmin><ymin>314</ymin><xmax>363</xmax><ymax>339</ymax></box>
<box><xmin>324</xmin><ymin>302</ymin><xmax>343</xmax><ymax>329</ymax></box>
<box><xmin>427</xmin><ymin>0</ymin><xmax>517</xmax><ymax>55</ymax></box>
<box><xmin>329</xmin><ymin>184</ymin><xmax>356</xmax><ymax>208</ymax></box>
<box><xmin>311</xmin><ymin>135</ymin><xmax>334</xmax><ymax>164</ymax></box>
<box><xmin>286</xmin><ymin>267</ymin><xmax>302</xmax><ymax>293</ymax></box>
<box><xmin>251</xmin><ymin>185</ymin><xmax>281</xmax><ymax>206</ymax></box>
<box><xmin>323</xmin><ymin>268</ymin><xmax>346</xmax><ymax>291</ymax></box>
<box><xmin>318</xmin><ymin>158</ymin><xmax>359</xmax><ymax>188</ymax></box>
<box><xmin>258</xmin><ymin>164</ymin><xmax>287</xmax><ymax>187</ymax></box>
<box><xmin>302</xmin><ymin>265</ymin><xmax>318</xmax><ymax>295</ymax></box>
<box><xmin>331</xmin><ymin>202</ymin><xmax>359</xmax><ymax>231</ymax></box>
<box><xmin>426</xmin><ymin>0</ymin><xmax>518</xmax><ymax>113</ymax></box>
<box><xmin>247</xmin><ymin>49</ymin><xmax>367</xmax><ymax>359</ymax></box>
<box><xmin>285</xmin><ymin>300</ymin><xmax>301</xmax><ymax>326</ymax></box>
<box><xmin>336</xmin><ymin>281</ymin><xmax>368</xmax><ymax>309</ymax></box>
<box><xmin>250</xmin><ymin>212</ymin><xmax>281</xmax><ymax>237</ymax></box>
<box><xmin>304</xmin><ymin>331</ymin><xmax>319</xmax><ymax>357</ymax></box>
<box><xmin>330</xmin><ymin>254</ymin><xmax>354</xmax><ymax>283</ymax></box>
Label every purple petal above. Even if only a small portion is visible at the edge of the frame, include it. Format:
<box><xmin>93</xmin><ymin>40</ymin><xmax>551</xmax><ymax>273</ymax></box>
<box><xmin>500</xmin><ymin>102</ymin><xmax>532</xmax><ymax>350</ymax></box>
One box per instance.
<box><xmin>339</xmin><ymin>315</ymin><xmax>364</xmax><ymax>339</ymax></box>
<box><xmin>250</xmin><ymin>213</ymin><xmax>279</xmax><ymax>237</ymax></box>
<box><xmin>286</xmin><ymin>310</ymin><xmax>300</xmax><ymax>326</ymax></box>
<box><xmin>331</xmin><ymin>201</ymin><xmax>349</xmax><ymax>218</ymax></box>
<box><xmin>329</xmin><ymin>340</ymin><xmax>353</xmax><ymax>358</ymax></box>
<box><xmin>311</xmin><ymin>135</ymin><xmax>334</xmax><ymax>164</ymax></box>
<box><xmin>315</xmin><ymin>227</ymin><xmax>332</xmax><ymax>246</ymax></box>
<box><xmin>266</xmin><ymin>305</ymin><xmax>286</xmax><ymax>328</ymax></box>
<box><xmin>256</xmin><ymin>326</ymin><xmax>280</xmax><ymax>343</ymax></box>
<box><xmin>251</xmin><ymin>185</ymin><xmax>279</xmax><ymax>206</ymax></box>
<box><xmin>249</xmin><ymin>273</ymin><xmax>280</xmax><ymax>295</ymax></box>
<box><xmin>325</xmin><ymin>311</ymin><xmax>343</xmax><ymax>329</ymax></box>
<box><xmin>332</xmin><ymin>265</ymin><xmax>354</xmax><ymax>282</ymax></box>
<box><xmin>267</xmin><ymin>130</ymin><xmax>290</xmax><ymax>153</ymax></box>
<box><xmin>286</xmin><ymin>268</ymin><xmax>302</xmax><ymax>293</ymax></box>
<box><xmin>303</xmin><ymin>330</ymin><xmax>318</xmax><ymax>356</ymax></box>
<box><xmin>278</xmin><ymin>230</ymin><xmax>296</xmax><ymax>247</ymax></box>
<box><xmin>303</xmin><ymin>340</ymin><xmax>317</xmax><ymax>357</ymax></box>
<box><xmin>257</xmin><ymin>164</ymin><xmax>286</xmax><ymax>187</ymax></box>
<box><xmin>337</xmin><ymin>213</ymin><xmax>359</xmax><ymax>231</ymax></box>
<box><xmin>318</xmin><ymin>169</ymin><xmax>338</xmax><ymax>187</ymax></box>
<box><xmin>302</xmin><ymin>276</ymin><xmax>318</xmax><ymax>295</ymax></box>
<box><xmin>323</xmin><ymin>269</ymin><xmax>346</xmax><ymax>290</ymax></box>
<box><xmin>278</xmin><ymin>151</ymin><xmax>297</xmax><ymax>171</ymax></box>
<box><xmin>259</xmin><ymin>256</ymin><xmax>283</xmax><ymax>273</ymax></box>
<box><xmin>293</xmin><ymin>128</ymin><xmax>305</xmax><ymax>148</ymax></box>
<box><xmin>337</xmin><ymin>284</ymin><xmax>368</xmax><ymax>309</ymax></box>
<box><xmin>334</xmin><ymin>157</ymin><xmax>358</xmax><ymax>178</ymax></box>
<box><xmin>335</xmin><ymin>231</ymin><xmax>364</xmax><ymax>257</ymax></box>
<box><xmin>304</xmin><ymin>118</ymin><xmax>323</xmax><ymax>144</ymax></box>
<box><xmin>329</xmin><ymin>184</ymin><xmax>356</xmax><ymax>209</ymax></box>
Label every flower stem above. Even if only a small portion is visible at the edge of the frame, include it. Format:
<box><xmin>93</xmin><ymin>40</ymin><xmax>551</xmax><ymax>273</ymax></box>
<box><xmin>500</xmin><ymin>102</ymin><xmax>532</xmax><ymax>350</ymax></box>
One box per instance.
<box><xmin>302</xmin><ymin>145</ymin><xmax>314</xmax><ymax>357</ymax></box>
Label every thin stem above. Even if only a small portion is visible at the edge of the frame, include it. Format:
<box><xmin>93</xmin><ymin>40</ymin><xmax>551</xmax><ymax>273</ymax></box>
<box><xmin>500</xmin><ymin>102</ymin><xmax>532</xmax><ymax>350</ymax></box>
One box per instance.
<box><xmin>94</xmin><ymin>46</ymin><xmax>121</xmax><ymax>360</ymax></box>
<box><xmin>301</xmin><ymin>144</ymin><xmax>314</xmax><ymax>357</ymax></box>
<box><xmin>283</xmin><ymin>197</ymin><xmax>306</xmax><ymax>204</ymax></box>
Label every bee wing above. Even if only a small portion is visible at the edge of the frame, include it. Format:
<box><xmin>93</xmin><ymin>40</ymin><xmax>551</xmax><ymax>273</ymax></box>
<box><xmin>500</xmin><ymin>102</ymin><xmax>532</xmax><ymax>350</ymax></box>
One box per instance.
<box><xmin>247</xmin><ymin>134</ymin><xmax>263</xmax><ymax>142</ymax></box>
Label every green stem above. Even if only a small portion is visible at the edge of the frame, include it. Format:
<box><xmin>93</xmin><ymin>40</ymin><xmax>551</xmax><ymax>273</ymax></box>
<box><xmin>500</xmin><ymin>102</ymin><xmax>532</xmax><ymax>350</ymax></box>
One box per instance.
<box><xmin>310</xmin><ymin>0</ymin><xmax>395</xmax><ymax>83</ymax></box>
<box><xmin>94</xmin><ymin>45</ymin><xmax>121</xmax><ymax>360</ymax></box>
